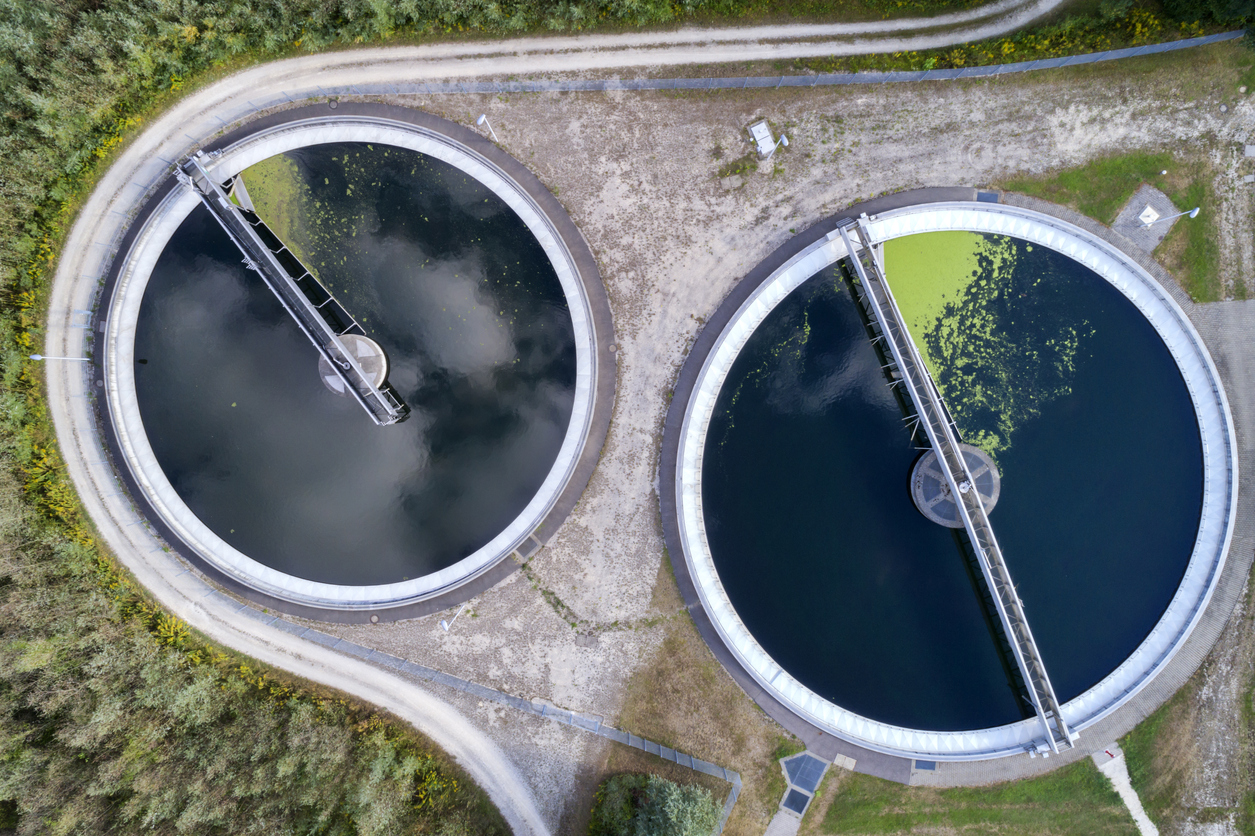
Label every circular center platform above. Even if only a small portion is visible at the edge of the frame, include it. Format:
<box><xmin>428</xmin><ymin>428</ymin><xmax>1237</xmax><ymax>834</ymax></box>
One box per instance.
<box><xmin>911</xmin><ymin>445</ymin><xmax>1000</xmax><ymax>528</ymax></box>
<box><xmin>318</xmin><ymin>334</ymin><xmax>389</xmax><ymax>395</ymax></box>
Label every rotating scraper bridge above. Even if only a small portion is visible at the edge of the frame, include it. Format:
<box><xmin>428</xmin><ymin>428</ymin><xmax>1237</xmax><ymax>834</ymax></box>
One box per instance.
<box><xmin>179</xmin><ymin>154</ymin><xmax>410</xmax><ymax>427</ymax></box>
<box><xmin>836</xmin><ymin>217</ymin><xmax>1074</xmax><ymax>754</ymax></box>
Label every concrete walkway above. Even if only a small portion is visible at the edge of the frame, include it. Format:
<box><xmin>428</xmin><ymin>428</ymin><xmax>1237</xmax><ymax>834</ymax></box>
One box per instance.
<box><xmin>764</xmin><ymin>812</ymin><xmax>802</xmax><ymax>836</ymax></box>
<box><xmin>1093</xmin><ymin>744</ymin><xmax>1160</xmax><ymax>836</ymax></box>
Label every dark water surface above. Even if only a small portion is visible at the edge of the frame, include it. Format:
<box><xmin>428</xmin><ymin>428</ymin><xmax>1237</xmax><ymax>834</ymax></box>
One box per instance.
<box><xmin>135</xmin><ymin>144</ymin><xmax>575</xmax><ymax>585</ymax></box>
<box><xmin>701</xmin><ymin>242</ymin><xmax>1202</xmax><ymax>731</ymax></box>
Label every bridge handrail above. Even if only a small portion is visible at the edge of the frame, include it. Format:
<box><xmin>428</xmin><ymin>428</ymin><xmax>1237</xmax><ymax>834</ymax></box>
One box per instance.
<box><xmin>838</xmin><ymin>218</ymin><xmax>1072</xmax><ymax>752</ymax></box>
<box><xmin>180</xmin><ymin>157</ymin><xmax>408</xmax><ymax>425</ymax></box>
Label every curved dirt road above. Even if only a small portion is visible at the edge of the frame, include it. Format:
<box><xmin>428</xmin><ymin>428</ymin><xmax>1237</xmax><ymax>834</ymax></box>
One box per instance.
<box><xmin>45</xmin><ymin>3</ymin><xmax>1070</xmax><ymax>832</ymax></box>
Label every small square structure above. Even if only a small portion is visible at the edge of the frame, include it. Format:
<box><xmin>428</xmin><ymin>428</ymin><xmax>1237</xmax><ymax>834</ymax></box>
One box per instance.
<box><xmin>782</xmin><ymin>789</ymin><xmax>811</xmax><ymax>815</ymax></box>
<box><xmin>749</xmin><ymin>120</ymin><xmax>776</xmax><ymax>157</ymax></box>
<box><xmin>1112</xmin><ymin>184</ymin><xmax>1183</xmax><ymax>253</ymax></box>
<box><xmin>784</xmin><ymin>752</ymin><xmax>828</xmax><ymax>792</ymax></box>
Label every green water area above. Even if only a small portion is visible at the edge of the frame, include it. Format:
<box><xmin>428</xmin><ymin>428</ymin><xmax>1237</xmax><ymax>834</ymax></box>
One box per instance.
<box><xmin>702</xmin><ymin>232</ymin><xmax>1202</xmax><ymax>731</ymax></box>
<box><xmin>135</xmin><ymin>143</ymin><xmax>576</xmax><ymax>586</ymax></box>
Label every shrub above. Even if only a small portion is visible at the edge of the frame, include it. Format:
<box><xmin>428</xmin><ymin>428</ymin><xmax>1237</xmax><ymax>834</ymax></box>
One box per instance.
<box><xmin>589</xmin><ymin>773</ymin><xmax>722</xmax><ymax>836</ymax></box>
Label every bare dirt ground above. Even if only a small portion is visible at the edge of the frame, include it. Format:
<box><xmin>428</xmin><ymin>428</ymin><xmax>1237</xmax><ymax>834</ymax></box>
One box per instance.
<box><xmin>300</xmin><ymin>44</ymin><xmax>1255</xmax><ymax>835</ymax></box>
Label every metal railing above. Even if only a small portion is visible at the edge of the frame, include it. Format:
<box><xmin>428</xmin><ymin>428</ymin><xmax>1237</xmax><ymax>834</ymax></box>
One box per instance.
<box><xmin>179</xmin><ymin>156</ymin><xmax>409</xmax><ymax>426</ymax></box>
<box><xmin>837</xmin><ymin>217</ymin><xmax>1073</xmax><ymax>753</ymax></box>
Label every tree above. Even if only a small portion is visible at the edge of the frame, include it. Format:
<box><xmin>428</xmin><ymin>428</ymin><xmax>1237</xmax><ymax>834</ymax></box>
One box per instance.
<box><xmin>588</xmin><ymin>773</ymin><xmax>722</xmax><ymax>836</ymax></box>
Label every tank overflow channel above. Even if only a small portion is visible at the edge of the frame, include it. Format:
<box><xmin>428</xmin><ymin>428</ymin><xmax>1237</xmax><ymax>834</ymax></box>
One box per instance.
<box><xmin>177</xmin><ymin>153</ymin><xmax>409</xmax><ymax>427</ymax></box>
<box><xmin>835</xmin><ymin>216</ymin><xmax>1075</xmax><ymax>755</ymax></box>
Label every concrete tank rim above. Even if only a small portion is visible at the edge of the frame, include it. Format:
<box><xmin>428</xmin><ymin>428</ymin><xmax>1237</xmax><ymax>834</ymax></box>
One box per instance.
<box><xmin>92</xmin><ymin>103</ymin><xmax>616</xmax><ymax>619</ymax></box>
<box><xmin>661</xmin><ymin>193</ymin><xmax>1238</xmax><ymax>763</ymax></box>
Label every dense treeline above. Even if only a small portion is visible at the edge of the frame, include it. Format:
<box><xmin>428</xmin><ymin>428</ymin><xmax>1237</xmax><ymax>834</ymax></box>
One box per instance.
<box><xmin>0</xmin><ymin>0</ymin><xmax>1245</xmax><ymax>297</ymax></box>
<box><xmin>588</xmin><ymin>774</ymin><xmax>722</xmax><ymax>836</ymax></box>
<box><xmin>1164</xmin><ymin>0</ymin><xmax>1255</xmax><ymax>29</ymax></box>
<box><xmin>0</xmin><ymin>458</ymin><xmax>507</xmax><ymax>834</ymax></box>
<box><xmin>0</xmin><ymin>0</ymin><xmax>1002</xmax><ymax>295</ymax></box>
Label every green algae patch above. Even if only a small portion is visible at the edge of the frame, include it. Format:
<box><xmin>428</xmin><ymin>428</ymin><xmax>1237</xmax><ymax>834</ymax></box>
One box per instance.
<box><xmin>884</xmin><ymin>230</ymin><xmax>983</xmax><ymax>368</ymax></box>
<box><xmin>240</xmin><ymin>153</ymin><xmax>315</xmax><ymax>268</ymax></box>
<box><xmin>882</xmin><ymin>232</ymin><xmax>1092</xmax><ymax>466</ymax></box>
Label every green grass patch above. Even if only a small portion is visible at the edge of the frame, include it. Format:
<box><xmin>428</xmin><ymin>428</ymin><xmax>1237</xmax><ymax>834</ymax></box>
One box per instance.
<box><xmin>1121</xmin><ymin>683</ymin><xmax>1191</xmax><ymax>826</ymax></box>
<box><xmin>1002</xmin><ymin>152</ymin><xmax>1176</xmax><ymax>224</ymax></box>
<box><xmin>1001</xmin><ymin>152</ymin><xmax>1222</xmax><ymax>302</ymax></box>
<box><xmin>763</xmin><ymin>736</ymin><xmax>807</xmax><ymax>802</ymax></box>
<box><xmin>821</xmin><ymin>761</ymin><xmax>1136</xmax><ymax>835</ymax></box>
<box><xmin>1238</xmin><ymin>60</ymin><xmax>1255</xmax><ymax>91</ymax></box>
<box><xmin>688</xmin><ymin>0</ymin><xmax>990</xmax><ymax>26</ymax></box>
<box><xmin>717</xmin><ymin>153</ymin><xmax>758</xmax><ymax>179</ymax></box>
<box><xmin>788</xmin><ymin>0</ymin><xmax>1217</xmax><ymax>77</ymax></box>
<box><xmin>772</xmin><ymin>736</ymin><xmax>807</xmax><ymax>762</ymax></box>
<box><xmin>1159</xmin><ymin>174</ymin><xmax>1222</xmax><ymax>301</ymax></box>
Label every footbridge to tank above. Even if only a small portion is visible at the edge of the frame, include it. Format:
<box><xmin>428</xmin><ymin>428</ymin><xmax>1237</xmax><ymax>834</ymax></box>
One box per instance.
<box><xmin>836</xmin><ymin>216</ymin><xmax>1075</xmax><ymax>754</ymax></box>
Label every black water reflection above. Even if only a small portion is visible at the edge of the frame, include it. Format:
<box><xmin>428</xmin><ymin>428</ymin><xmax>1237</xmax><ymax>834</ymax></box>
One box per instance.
<box><xmin>702</xmin><ymin>252</ymin><xmax>1202</xmax><ymax>731</ymax></box>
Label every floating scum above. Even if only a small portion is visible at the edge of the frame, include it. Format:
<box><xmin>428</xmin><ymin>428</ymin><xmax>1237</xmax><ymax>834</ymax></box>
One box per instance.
<box><xmin>883</xmin><ymin>231</ymin><xmax>1094</xmax><ymax>464</ymax></box>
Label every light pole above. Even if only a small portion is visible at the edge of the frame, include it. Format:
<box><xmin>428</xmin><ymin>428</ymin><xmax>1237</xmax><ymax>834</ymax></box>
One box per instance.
<box><xmin>440</xmin><ymin>603</ymin><xmax>468</xmax><ymax>632</ymax></box>
<box><xmin>766</xmin><ymin>134</ymin><xmax>789</xmax><ymax>159</ymax></box>
<box><xmin>30</xmin><ymin>354</ymin><xmax>90</xmax><ymax>362</ymax></box>
<box><xmin>1144</xmin><ymin>206</ymin><xmax>1200</xmax><ymax>229</ymax></box>
<box><xmin>476</xmin><ymin>114</ymin><xmax>499</xmax><ymax>143</ymax></box>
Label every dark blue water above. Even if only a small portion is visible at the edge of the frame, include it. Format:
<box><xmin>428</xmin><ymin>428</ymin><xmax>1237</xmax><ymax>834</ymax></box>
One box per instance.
<box><xmin>134</xmin><ymin>144</ymin><xmax>575</xmax><ymax>585</ymax></box>
<box><xmin>702</xmin><ymin>243</ymin><xmax>1202</xmax><ymax>731</ymax></box>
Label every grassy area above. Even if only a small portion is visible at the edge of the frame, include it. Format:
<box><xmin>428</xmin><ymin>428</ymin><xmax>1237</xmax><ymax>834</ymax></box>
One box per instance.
<box><xmin>683</xmin><ymin>0</ymin><xmax>991</xmax><ymax>27</ymax></box>
<box><xmin>818</xmin><ymin>762</ymin><xmax>1137</xmax><ymax>835</ymax></box>
<box><xmin>1121</xmin><ymin>574</ymin><xmax>1255</xmax><ymax>835</ymax></box>
<box><xmin>1001</xmin><ymin>151</ymin><xmax>1224</xmax><ymax>302</ymax></box>
<box><xmin>784</xmin><ymin>0</ymin><xmax>1221</xmax><ymax>76</ymax></box>
<box><xmin>1002</xmin><ymin>152</ymin><xmax>1177</xmax><ymax>224</ymax></box>
<box><xmin>1121</xmin><ymin>678</ymin><xmax>1198</xmax><ymax>828</ymax></box>
<box><xmin>718</xmin><ymin>153</ymin><xmax>759</xmax><ymax>179</ymax></box>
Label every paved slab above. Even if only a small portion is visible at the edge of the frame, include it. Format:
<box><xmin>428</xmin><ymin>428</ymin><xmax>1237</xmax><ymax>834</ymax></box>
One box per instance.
<box><xmin>1093</xmin><ymin>743</ymin><xmax>1160</xmax><ymax>836</ymax></box>
<box><xmin>1112</xmin><ymin>184</ymin><xmax>1188</xmax><ymax>252</ymax></box>
<box><xmin>764</xmin><ymin>811</ymin><xmax>802</xmax><ymax>836</ymax></box>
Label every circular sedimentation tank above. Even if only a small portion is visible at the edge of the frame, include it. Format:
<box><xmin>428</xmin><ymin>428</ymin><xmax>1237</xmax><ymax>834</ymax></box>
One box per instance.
<box><xmin>100</xmin><ymin>104</ymin><xmax>613</xmax><ymax>617</ymax></box>
<box><xmin>666</xmin><ymin>199</ymin><xmax>1236</xmax><ymax>760</ymax></box>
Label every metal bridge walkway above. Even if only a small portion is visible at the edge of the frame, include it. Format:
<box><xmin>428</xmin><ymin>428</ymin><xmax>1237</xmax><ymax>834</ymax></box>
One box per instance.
<box><xmin>836</xmin><ymin>217</ymin><xmax>1074</xmax><ymax>754</ymax></box>
<box><xmin>179</xmin><ymin>156</ymin><xmax>409</xmax><ymax>426</ymax></box>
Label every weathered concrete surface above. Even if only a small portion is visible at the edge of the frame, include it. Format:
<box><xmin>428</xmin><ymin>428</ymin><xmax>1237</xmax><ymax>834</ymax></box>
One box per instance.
<box><xmin>1095</xmin><ymin>744</ymin><xmax>1161</xmax><ymax>836</ymax></box>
